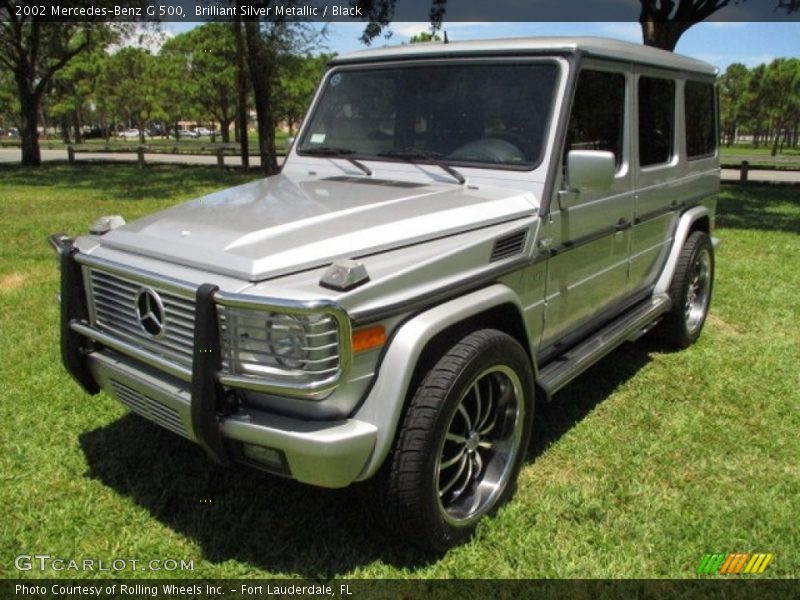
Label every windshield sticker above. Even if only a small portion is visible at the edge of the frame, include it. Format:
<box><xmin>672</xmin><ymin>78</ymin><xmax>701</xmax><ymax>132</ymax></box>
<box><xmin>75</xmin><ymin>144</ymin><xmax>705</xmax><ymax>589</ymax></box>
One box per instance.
<box><xmin>310</xmin><ymin>133</ymin><xmax>326</xmax><ymax>144</ymax></box>
<box><xmin>330</xmin><ymin>73</ymin><xmax>342</xmax><ymax>87</ymax></box>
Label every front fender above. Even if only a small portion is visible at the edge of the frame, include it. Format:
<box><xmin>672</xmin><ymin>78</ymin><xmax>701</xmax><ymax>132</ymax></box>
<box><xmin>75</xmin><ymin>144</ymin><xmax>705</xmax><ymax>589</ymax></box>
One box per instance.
<box><xmin>350</xmin><ymin>283</ymin><xmax>526</xmax><ymax>481</ymax></box>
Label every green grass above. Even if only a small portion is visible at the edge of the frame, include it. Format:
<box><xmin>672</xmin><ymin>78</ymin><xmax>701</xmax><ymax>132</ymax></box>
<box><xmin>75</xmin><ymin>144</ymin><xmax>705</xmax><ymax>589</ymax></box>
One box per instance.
<box><xmin>1</xmin><ymin>165</ymin><xmax>799</xmax><ymax>579</ymax></box>
<box><xmin>721</xmin><ymin>143</ymin><xmax>800</xmax><ymax>170</ymax></box>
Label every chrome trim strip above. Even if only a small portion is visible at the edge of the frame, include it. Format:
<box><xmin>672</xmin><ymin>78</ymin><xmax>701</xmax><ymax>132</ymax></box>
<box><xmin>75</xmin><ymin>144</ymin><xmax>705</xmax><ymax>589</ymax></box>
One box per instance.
<box><xmin>218</xmin><ymin>373</ymin><xmax>343</xmax><ymax>399</ymax></box>
<box><xmin>70</xmin><ymin>321</ymin><xmax>192</xmax><ymax>382</ymax></box>
<box><xmin>75</xmin><ymin>253</ymin><xmax>197</xmax><ymax>297</ymax></box>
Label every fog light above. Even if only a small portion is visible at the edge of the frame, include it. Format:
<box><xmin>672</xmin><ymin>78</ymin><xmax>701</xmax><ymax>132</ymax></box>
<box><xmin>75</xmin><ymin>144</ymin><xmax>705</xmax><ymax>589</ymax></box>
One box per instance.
<box><xmin>242</xmin><ymin>444</ymin><xmax>287</xmax><ymax>474</ymax></box>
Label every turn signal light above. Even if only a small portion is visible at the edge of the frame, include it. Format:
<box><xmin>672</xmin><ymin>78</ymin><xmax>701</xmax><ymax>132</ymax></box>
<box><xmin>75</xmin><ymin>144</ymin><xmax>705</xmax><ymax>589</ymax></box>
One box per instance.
<box><xmin>352</xmin><ymin>325</ymin><xmax>386</xmax><ymax>353</ymax></box>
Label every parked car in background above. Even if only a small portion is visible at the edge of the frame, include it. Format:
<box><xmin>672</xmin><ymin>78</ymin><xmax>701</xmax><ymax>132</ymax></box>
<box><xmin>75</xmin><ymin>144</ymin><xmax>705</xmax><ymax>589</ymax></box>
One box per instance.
<box><xmin>83</xmin><ymin>127</ymin><xmax>109</xmax><ymax>140</ymax></box>
<box><xmin>178</xmin><ymin>129</ymin><xmax>199</xmax><ymax>138</ymax></box>
<box><xmin>118</xmin><ymin>129</ymin><xmax>144</xmax><ymax>140</ymax></box>
<box><xmin>194</xmin><ymin>127</ymin><xmax>213</xmax><ymax>137</ymax></box>
<box><xmin>5</xmin><ymin>127</ymin><xmax>20</xmax><ymax>137</ymax></box>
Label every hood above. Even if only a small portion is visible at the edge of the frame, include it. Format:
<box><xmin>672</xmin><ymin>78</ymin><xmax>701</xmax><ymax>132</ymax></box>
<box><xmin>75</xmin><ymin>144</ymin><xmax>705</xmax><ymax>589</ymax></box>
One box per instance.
<box><xmin>95</xmin><ymin>174</ymin><xmax>538</xmax><ymax>281</ymax></box>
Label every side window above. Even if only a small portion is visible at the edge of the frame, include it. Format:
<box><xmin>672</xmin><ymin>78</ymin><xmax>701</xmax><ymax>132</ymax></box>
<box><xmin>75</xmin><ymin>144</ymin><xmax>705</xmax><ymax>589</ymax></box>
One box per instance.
<box><xmin>566</xmin><ymin>70</ymin><xmax>625</xmax><ymax>168</ymax></box>
<box><xmin>638</xmin><ymin>76</ymin><xmax>675</xmax><ymax>167</ymax></box>
<box><xmin>685</xmin><ymin>81</ymin><xmax>717</xmax><ymax>159</ymax></box>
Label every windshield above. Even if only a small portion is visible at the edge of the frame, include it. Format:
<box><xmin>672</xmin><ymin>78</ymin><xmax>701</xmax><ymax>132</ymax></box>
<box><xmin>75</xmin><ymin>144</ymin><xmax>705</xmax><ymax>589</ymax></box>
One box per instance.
<box><xmin>297</xmin><ymin>61</ymin><xmax>559</xmax><ymax>169</ymax></box>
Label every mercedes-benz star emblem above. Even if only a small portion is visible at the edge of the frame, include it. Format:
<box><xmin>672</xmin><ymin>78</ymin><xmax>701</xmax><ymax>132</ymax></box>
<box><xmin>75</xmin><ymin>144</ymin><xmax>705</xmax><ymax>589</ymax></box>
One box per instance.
<box><xmin>135</xmin><ymin>288</ymin><xmax>165</xmax><ymax>337</ymax></box>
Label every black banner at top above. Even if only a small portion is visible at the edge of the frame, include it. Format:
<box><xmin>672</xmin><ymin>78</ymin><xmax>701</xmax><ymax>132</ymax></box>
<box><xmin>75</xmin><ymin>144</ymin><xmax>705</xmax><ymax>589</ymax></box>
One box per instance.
<box><xmin>1</xmin><ymin>0</ymin><xmax>800</xmax><ymax>23</ymax></box>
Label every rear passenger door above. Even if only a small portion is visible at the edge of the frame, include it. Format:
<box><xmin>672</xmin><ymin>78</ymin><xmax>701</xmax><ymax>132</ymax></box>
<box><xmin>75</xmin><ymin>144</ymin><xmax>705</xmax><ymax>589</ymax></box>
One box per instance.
<box><xmin>629</xmin><ymin>70</ymin><xmax>679</xmax><ymax>293</ymax></box>
<box><xmin>540</xmin><ymin>65</ymin><xmax>634</xmax><ymax>351</ymax></box>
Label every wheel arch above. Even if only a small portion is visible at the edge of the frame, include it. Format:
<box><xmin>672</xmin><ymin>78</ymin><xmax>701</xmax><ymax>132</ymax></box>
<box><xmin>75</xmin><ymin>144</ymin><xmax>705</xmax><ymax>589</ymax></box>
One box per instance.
<box><xmin>654</xmin><ymin>205</ymin><xmax>713</xmax><ymax>297</ymax></box>
<box><xmin>351</xmin><ymin>284</ymin><xmax>532</xmax><ymax>481</ymax></box>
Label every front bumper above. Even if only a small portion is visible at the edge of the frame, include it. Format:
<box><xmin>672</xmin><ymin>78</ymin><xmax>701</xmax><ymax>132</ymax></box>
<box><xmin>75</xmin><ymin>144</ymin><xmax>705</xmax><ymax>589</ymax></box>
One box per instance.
<box><xmin>87</xmin><ymin>350</ymin><xmax>377</xmax><ymax>488</ymax></box>
<box><xmin>56</xmin><ymin>243</ymin><xmax>375</xmax><ymax>489</ymax></box>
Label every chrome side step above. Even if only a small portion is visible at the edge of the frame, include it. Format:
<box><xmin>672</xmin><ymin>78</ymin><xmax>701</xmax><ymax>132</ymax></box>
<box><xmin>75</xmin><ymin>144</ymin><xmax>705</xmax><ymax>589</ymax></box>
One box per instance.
<box><xmin>537</xmin><ymin>295</ymin><xmax>671</xmax><ymax>400</ymax></box>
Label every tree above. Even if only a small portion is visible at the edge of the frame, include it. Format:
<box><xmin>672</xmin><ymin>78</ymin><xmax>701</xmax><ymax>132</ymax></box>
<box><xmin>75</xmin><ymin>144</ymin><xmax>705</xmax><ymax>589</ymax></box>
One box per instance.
<box><xmin>242</xmin><ymin>19</ymin><xmax>322</xmax><ymax>175</ymax></box>
<box><xmin>409</xmin><ymin>31</ymin><xmax>442</xmax><ymax>43</ymax></box>
<box><xmin>718</xmin><ymin>63</ymin><xmax>749</xmax><ymax>146</ymax></box>
<box><xmin>98</xmin><ymin>47</ymin><xmax>160</xmax><ymax>144</ymax></box>
<box><xmin>48</xmin><ymin>47</ymin><xmax>106</xmax><ymax>144</ymax></box>
<box><xmin>0</xmin><ymin>3</ymin><xmax>127</xmax><ymax>164</ymax></box>
<box><xmin>637</xmin><ymin>1</ymin><xmax>733</xmax><ymax>51</ymax></box>
<box><xmin>161</xmin><ymin>24</ymin><xmax>238</xmax><ymax>142</ymax></box>
<box><xmin>762</xmin><ymin>58</ymin><xmax>800</xmax><ymax>155</ymax></box>
<box><xmin>274</xmin><ymin>53</ymin><xmax>331</xmax><ymax>136</ymax></box>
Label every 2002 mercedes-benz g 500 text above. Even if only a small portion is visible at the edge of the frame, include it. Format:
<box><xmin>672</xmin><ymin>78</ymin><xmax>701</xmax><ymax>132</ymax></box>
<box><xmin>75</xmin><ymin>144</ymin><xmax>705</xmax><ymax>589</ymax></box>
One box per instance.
<box><xmin>52</xmin><ymin>37</ymin><xmax>719</xmax><ymax>551</ymax></box>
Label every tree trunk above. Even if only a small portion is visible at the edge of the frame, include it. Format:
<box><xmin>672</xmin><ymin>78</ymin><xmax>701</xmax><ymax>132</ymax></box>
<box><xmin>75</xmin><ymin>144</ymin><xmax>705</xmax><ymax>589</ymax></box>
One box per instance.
<box><xmin>60</xmin><ymin>116</ymin><xmax>72</xmax><ymax>144</ymax></box>
<box><xmin>18</xmin><ymin>86</ymin><xmax>42</xmax><ymax>166</ymax></box>
<box><xmin>639</xmin><ymin>20</ymin><xmax>688</xmax><ymax>52</ymax></box>
<box><xmin>233</xmin><ymin>16</ymin><xmax>249</xmax><ymax>169</ymax></box>
<box><xmin>220</xmin><ymin>118</ymin><xmax>232</xmax><ymax>143</ymax></box>
<box><xmin>244</xmin><ymin>21</ymin><xmax>278</xmax><ymax>176</ymax></box>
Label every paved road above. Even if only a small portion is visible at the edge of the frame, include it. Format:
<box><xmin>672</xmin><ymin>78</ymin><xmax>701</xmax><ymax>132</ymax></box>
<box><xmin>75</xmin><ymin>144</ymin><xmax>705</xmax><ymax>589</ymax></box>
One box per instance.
<box><xmin>2</xmin><ymin>148</ymin><xmax>798</xmax><ymax>183</ymax></box>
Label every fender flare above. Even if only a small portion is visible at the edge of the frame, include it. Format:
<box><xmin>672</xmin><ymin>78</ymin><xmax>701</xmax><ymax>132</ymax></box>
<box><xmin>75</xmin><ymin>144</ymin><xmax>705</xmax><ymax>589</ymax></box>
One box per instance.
<box><xmin>653</xmin><ymin>205</ymin><xmax>712</xmax><ymax>297</ymax></box>
<box><xmin>351</xmin><ymin>283</ymin><xmax>526</xmax><ymax>480</ymax></box>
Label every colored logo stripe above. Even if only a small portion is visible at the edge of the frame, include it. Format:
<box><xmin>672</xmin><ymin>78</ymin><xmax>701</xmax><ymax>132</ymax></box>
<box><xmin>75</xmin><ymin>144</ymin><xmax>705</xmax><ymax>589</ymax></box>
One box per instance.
<box><xmin>697</xmin><ymin>552</ymin><xmax>773</xmax><ymax>575</ymax></box>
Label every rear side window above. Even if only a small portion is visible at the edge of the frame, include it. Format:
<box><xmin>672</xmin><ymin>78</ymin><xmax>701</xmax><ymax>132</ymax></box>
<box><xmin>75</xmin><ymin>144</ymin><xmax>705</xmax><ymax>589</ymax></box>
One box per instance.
<box><xmin>566</xmin><ymin>70</ymin><xmax>625</xmax><ymax>168</ymax></box>
<box><xmin>685</xmin><ymin>81</ymin><xmax>717</xmax><ymax>159</ymax></box>
<box><xmin>638</xmin><ymin>76</ymin><xmax>675</xmax><ymax>167</ymax></box>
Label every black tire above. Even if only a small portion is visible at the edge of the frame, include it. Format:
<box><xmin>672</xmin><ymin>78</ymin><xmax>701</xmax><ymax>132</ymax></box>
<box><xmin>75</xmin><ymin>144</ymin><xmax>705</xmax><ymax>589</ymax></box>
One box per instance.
<box><xmin>385</xmin><ymin>329</ymin><xmax>535</xmax><ymax>552</ymax></box>
<box><xmin>659</xmin><ymin>230</ymin><xmax>715</xmax><ymax>349</ymax></box>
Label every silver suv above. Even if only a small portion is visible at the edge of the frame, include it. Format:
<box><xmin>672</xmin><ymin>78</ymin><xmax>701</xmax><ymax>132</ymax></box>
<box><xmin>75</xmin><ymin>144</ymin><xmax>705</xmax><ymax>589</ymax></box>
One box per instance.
<box><xmin>52</xmin><ymin>37</ymin><xmax>719</xmax><ymax>551</ymax></box>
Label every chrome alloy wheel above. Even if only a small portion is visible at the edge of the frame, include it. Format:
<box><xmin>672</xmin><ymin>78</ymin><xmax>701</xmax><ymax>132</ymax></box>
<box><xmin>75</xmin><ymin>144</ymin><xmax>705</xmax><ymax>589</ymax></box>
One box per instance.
<box><xmin>434</xmin><ymin>365</ymin><xmax>525</xmax><ymax>526</ymax></box>
<box><xmin>685</xmin><ymin>247</ymin><xmax>712</xmax><ymax>334</ymax></box>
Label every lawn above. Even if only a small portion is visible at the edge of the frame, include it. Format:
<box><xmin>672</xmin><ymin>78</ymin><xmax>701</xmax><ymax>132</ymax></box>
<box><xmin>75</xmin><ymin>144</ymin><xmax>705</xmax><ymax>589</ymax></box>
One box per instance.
<box><xmin>1</xmin><ymin>164</ymin><xmax>798</xmax><ymax>579</ymax></box>
<box><xmin>720</xmin><ymin>143</ymin><xmax>800</xmax><ymax>170</ymax></box>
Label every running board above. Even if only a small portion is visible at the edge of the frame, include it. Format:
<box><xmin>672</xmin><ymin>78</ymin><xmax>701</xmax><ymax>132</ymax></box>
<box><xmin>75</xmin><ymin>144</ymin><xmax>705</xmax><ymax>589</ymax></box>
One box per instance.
<box><xmin>538</xmin><ymin>295</ymin><xmax>671</xmax><ymax>400</ymax></box>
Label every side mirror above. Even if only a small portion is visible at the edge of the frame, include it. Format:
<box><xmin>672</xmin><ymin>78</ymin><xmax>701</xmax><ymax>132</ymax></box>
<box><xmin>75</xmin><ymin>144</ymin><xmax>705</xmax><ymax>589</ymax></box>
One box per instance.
<box><xmin>566</xmin><ymin>150</ymin><xmax>615</xmax><ymax>192</ymax></box>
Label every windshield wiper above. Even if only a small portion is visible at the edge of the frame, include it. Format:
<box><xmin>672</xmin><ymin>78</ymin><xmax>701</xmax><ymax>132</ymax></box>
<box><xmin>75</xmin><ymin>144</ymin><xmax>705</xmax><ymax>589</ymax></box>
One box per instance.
<box><xmin>377</xmin><ymin>148</ymin><xmax>466</xmax><ymax>185</ymax></box>
<box><xmin>301</xmin><ymin>146</ymin><xmax>372</xmax><ymax>176</ymax></box>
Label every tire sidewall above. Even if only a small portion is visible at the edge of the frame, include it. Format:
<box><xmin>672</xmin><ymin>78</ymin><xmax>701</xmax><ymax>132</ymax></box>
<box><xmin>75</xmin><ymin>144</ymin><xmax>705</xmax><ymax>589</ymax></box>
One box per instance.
<box><xmin>673</xmin><ymin>232</ymin><xmax>715</xmax><ymax>346</ymax></box>
<box><xmin>416</xmin><ymin>332</ymin><xmax>535</xmax><ymax>549</ymax></box>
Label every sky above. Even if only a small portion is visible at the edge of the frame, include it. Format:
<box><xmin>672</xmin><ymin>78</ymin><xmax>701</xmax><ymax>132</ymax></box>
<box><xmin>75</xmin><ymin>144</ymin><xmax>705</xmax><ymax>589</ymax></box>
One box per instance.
<box><xmin>164</xmin><ymin>20</ymin><xmax>800</xmax><ymax>73</ymax></box>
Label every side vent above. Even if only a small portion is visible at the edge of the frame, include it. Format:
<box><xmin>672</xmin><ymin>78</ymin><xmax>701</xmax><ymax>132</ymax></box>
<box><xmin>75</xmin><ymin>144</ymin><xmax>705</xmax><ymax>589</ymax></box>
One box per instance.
<box><xmin>490</xmin><ymin>229</ymin><xmax>528</xmax><ymax>262</ymax></box>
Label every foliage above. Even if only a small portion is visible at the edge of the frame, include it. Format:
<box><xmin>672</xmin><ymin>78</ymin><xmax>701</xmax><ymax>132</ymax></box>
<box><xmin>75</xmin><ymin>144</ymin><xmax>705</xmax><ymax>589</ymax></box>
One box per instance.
<box><xmin>409</xmin><ymin>31</ymin><xmax>442</xmax><ymax>43</ymax></box>
<box><xmin>274</xmin><ymin>53</ymin><xmax>332</xmax><ymax>135</ymax></box>
<box><xmin>160</xmin><ymin>23</ymin><xmax>239</xmax><ymax>142</ymax></box>
<box><xmin>719</xmin><ymin>59</ymin><xmax>800</xmax><ymax>153</ymax></box>
<box><xmin>97</xmin><ymin>47</ymin><xmax>160</xmax><ymax>143</ymax></box>
<box><xmin>0</xmin><ymin>68</ymin><xmax>17</xmax><ymax>129</ymax></box>
<box><xmin>0</xmin><ymin>3</ymin><xmax>131</xmax><ymax>164</ymax></box>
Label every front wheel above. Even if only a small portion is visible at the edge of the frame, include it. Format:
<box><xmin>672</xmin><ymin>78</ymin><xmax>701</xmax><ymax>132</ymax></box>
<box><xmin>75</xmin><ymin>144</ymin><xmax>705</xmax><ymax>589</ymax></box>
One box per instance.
<box><xmin>660</xmin><ymin>230</ymin><xmax>715</xmax><ymax>349</ymax></box>
<box><xmin>385</xmin><ymin>329</ymin><xmax>534</xmax><ymax>552</ymax></box>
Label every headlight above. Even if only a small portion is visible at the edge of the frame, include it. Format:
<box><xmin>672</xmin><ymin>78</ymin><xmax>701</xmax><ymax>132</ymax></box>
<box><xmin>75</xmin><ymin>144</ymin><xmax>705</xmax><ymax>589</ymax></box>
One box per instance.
<box><xmin>266</xmin><ymin>314</ymin><xmax>308</xmax><ymax>369</ymax></box>
<box><xmin>219</xmin><ymin>307</ymin><xmax>342</xmax><ymax>381</ymax></box>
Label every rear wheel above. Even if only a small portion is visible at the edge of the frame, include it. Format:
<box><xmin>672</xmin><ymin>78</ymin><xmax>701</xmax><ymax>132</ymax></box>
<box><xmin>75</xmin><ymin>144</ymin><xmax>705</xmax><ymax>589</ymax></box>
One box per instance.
<box><xmin>660</xmin><ymin>230</ymin><xmax>714</xmax><ymax>349</ymax></box>
<box><xmin>385</xmin><ymin>329</ymin><xmax>534</xmax><ymax>551</ymax></box>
